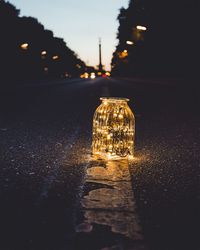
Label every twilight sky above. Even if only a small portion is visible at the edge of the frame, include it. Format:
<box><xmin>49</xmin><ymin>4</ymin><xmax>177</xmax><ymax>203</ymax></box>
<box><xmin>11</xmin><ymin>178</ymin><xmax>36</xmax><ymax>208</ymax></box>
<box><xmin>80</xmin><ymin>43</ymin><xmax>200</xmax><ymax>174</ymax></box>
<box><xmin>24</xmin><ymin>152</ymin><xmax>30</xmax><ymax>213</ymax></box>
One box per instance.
<box><xmin>9</xmin><ymin>0</ymin><xmax>129</xmax><ymax>70</ymax></box>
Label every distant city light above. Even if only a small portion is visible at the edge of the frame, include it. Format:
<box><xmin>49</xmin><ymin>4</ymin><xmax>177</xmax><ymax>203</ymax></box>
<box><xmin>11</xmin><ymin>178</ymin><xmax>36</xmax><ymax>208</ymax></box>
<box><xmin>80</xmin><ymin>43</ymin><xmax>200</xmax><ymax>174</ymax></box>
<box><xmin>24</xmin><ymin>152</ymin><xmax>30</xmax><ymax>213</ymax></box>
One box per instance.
<box><xmin>44</xmin><ymin>67</ymin><xmax>48</xmax><ymax>72</ymax></box>
<box><xmin>126</xmin><ymin>40</ymin><xmax>134</xmax><ymax>45</ymax></box>
<box><xmin>90</xmin><ymin>72</ymin><xmax>96</xmax><ymax>79</ymax></box>
<box><xmin>136</xmin><ymin>25</ymin><xmax>147</xmax><ymax>31</ymax></box>
<box><xmin>20</xmin><ymin>43</ymin><xmax>29</xmax><ymax>50</ymax></box>
<box><xmin>105</xmin><ymin>72</ymin><xmax>111</xmax><ymax>76</ymax></box>
<box><xmin>80</xmin><ymin>72</ymin><xmax>89</xmax><ymax>79</ymax></box>
<box><xmin>52</xmin><ymin>55</ymin><xmax>59</xmax><ymax>60</ymax></box>
<box><xmin>97</xmin><ymin>72</ymin><xmax>102</xmax><ymax>76</ymax></box>
<box><xmin>123</xmin><ymin>49</ymin><xmax>128</xmax><ymax>53</ymax></box>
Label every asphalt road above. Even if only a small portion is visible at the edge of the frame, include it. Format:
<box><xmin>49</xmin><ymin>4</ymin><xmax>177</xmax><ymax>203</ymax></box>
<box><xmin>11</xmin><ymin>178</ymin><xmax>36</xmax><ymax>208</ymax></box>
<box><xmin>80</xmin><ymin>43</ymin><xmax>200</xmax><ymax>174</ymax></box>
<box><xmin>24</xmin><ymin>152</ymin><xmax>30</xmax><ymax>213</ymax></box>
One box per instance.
<box><xmin>0</xmin><ymin>77</ymin><xmax>199</xmax><ymax>250</ymax></box>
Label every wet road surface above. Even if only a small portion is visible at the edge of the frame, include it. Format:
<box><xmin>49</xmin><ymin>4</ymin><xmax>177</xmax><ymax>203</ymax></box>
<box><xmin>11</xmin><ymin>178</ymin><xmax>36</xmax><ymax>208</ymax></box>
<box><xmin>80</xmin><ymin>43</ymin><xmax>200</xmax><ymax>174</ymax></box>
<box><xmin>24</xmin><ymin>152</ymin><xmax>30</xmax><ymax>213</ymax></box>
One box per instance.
<box><xmin>0</xmin><ymin>77</ymin><xmax>199</xmax><ymax>250</ymax></box>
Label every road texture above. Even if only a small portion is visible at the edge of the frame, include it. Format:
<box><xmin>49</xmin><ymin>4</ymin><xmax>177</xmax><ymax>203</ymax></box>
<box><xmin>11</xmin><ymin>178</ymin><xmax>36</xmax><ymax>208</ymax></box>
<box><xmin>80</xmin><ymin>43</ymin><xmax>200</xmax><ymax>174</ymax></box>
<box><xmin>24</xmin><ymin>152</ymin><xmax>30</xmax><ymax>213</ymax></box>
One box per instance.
<box><xmin>0</xmin><ymin>77</ymin><xmax>199</xmax><ymax>250</ymax></box>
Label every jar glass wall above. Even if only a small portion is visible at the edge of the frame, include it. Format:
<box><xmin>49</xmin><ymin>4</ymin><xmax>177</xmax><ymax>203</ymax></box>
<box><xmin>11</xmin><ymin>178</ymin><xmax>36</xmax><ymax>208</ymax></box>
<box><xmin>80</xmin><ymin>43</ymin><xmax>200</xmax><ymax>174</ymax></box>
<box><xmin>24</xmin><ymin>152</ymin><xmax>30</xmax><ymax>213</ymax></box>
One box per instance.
<box><xmin>92</xmin><ymin>97</ymin><xmax>135</xmax><ymax>159</ymax></box>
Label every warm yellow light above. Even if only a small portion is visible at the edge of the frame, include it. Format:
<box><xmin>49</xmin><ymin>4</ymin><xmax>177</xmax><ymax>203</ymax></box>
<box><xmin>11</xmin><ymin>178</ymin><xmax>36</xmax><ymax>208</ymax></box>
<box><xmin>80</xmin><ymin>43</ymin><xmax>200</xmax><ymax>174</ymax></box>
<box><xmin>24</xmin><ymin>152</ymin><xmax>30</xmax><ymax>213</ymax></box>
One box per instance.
<box><xmin>136</xmin><ymin>25</ymin><xmax>147</xmax><ymax>31</ymax></box>
<box><xmin>52</xmin><ymin>55</ymin><xmax>59</xmax><ymax>60</ymax></box>
<box><xmin>81</xmin><ymin>72</ymin><xmax>89</xmax><ymax>79</ymax></box>
<box><xmin>90</xmin><ymin>72</ymin><xmax>96</xmax><ymax>79</ymax></box>
<box><xmin>97</xmin><ymin>72</ymin><xmax>102</xmax><ymax>76</ymax></box>
<box><xmin>41</xmin><ymin>50</ymin><xmax>47</xmax><ymax>55</ymax></box>
<box><xmin>118</xmin><ymin>50</ymin><xmax>128</xmax><ymax>59</ymax></box>
<box><xmin>20</xmin><ymin>43</ymin><xmax>29</xmax><ymax>50</ymax></box>
<box><xmin>105</xmin><ymin>72</ymin><xmax>111</xmax><ymax>76</ymax></box>
<box><xmin>92</xmin><ymin>97</ymin><xmax>135</xmax><ymax>159</ymax></box>
<box><xmin>126</xmin><ymin>40</ymin><xmax>134</xmax><ymax>45</ymax></box>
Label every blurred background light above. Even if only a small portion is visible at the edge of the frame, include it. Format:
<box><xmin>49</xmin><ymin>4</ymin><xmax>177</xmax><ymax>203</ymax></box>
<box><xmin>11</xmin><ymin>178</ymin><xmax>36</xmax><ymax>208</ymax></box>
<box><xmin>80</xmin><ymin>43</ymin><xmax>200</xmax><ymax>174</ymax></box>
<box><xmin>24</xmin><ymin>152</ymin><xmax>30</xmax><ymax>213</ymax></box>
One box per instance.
<box><xmin>9</xmin><ymin>0</ymin><xmax>129</xmax><ymax>70</ymax></box>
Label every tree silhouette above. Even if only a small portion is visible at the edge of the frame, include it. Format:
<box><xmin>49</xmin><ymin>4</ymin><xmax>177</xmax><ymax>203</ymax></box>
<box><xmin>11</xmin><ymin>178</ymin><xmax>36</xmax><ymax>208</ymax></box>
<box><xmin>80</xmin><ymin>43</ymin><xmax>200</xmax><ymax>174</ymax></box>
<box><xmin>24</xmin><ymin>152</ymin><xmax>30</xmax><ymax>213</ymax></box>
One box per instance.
<box><xmin>112</xmin><ymin>0</ymin><xmax>199</xmax><ymax>77</ymax></box>
<box><xmin>0</xmin><ymin>0</ymin><xmax>86</xmax><ymax>86</ymax></box>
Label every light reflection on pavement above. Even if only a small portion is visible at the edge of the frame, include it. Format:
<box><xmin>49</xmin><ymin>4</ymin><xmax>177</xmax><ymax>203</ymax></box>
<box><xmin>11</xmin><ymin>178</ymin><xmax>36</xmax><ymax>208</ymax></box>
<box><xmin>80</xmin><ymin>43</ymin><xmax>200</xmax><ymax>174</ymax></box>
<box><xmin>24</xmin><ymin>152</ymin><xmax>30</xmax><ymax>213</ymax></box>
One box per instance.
<box><xmin>75</xmin><ymin>158</ymin><xmax>147</xmax><ymax>249</ymax></box>
<box><xmin>0</xmin><ymin>77</ymin><xmax>199</xmax><ymax>250</ymax></box>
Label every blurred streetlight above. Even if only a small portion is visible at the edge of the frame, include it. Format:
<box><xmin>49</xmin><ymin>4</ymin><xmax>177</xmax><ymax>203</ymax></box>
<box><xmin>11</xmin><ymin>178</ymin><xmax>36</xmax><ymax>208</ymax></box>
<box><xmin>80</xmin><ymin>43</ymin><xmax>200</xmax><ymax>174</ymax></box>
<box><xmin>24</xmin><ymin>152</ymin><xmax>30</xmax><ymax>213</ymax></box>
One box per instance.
<box><xmin>44</xmin><ymin>67</ymin><xmax>48</xmax><ymax>72</ymax></box>
<box><xmin>90</xmin><ymin>72</ymin><xmax>96</xmax><ymax>79</ymax></box>
<box><xmin>52</xmin><ymin>55</ymin><xmax>59</xmax><ymax>60</ymax></box>
<box><xmin>126</xmin><ymin>40</ymin><xmax>134</xmax><ymax>45</ymax></box>
<box><xmin>41</xmin><ymin>50</ymin><xmax>47</xmax><ymax>59</ymax></box>
<box><xmin>20</xmin><ymin>43</ymin><xmax>29</xmax><ymax>50</ymax></box>
<box><xmin>64</xmin><ymin>72</ymin><xmax>70</xmax><ymax>78</ymax></box>
<box><xmin>136</xmin><ymin>25</ymin><xmax>147</xmax><ymax>31</ymax></box>
<box><xmin>41</xmin><ymin>50</ymin><xmax>47</xmax><ymax>55</ymax></box>
<box><xmin>76</xmin><ymin>64</ymin><xmax>81</xmax><ymax>69</ymax></box>
<box><xmin>80</xmin><ymin>72</ymin><xmax>89</xmax><ymax>79</ymax></box>
<box><xmin>118</xmin><ymin>50</ymin><xmax>128</xmax><ymax>59</ymax></box>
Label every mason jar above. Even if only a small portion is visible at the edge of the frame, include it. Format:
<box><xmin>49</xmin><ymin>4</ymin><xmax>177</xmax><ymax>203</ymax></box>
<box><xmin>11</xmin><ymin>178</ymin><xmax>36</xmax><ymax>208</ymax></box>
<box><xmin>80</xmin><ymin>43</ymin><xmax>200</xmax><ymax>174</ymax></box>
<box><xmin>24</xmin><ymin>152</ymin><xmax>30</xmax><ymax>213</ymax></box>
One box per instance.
<box><xmin>92</xmin><ymin>97</ymin><xmax>135</xmax><ymax>159</ymax></box>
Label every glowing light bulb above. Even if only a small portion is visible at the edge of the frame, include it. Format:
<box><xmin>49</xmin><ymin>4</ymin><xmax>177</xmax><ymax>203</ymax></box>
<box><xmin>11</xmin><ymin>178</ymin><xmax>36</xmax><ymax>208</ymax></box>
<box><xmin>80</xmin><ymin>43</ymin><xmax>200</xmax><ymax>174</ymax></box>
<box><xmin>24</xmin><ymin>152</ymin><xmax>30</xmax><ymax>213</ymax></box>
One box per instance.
<box><xmin>107</xmin><ymin>134</ymin><xmax>111</xmax><ymax>140</ymax></box>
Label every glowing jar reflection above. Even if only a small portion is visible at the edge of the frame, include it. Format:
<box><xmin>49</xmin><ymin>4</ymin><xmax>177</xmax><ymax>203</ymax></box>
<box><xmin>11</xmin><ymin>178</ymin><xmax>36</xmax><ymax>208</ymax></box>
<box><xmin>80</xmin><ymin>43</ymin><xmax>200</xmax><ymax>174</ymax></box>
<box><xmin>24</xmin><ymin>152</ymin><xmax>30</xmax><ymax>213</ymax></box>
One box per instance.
<box><xmin>92</xmin><ymin>97</ymin><xmax>135</xmax><ymax>159</ymax></box>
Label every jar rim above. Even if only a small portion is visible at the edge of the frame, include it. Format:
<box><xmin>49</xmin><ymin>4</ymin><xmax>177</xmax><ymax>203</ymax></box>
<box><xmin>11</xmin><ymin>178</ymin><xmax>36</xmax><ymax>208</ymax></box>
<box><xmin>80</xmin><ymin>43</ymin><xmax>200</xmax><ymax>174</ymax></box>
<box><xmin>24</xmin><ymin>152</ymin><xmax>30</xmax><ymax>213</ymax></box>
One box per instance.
<box><xmin>100</xmin><ymin>97</ymin><xmax>129</xmax><ymax>102</ymax></box>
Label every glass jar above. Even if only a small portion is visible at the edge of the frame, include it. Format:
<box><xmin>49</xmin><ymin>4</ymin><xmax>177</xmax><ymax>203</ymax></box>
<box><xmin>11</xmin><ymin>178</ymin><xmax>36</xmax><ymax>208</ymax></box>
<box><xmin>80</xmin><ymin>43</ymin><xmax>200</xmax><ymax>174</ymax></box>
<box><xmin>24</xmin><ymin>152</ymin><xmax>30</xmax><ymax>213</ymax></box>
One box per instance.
<box><xmin>92</xmin><ymin>97</ymin><xmax>135</xmax><ymax>159</ymax></box>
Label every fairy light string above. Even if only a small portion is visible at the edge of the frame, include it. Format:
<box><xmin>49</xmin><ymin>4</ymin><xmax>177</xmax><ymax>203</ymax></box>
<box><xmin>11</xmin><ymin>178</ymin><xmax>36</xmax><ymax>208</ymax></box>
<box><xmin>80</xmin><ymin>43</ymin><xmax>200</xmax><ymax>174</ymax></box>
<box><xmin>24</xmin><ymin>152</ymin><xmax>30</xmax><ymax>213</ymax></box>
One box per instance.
<box><xmin>92</xmin><ymin>97</ymin><xmax>135</xmax><ymax>159</ymax></box>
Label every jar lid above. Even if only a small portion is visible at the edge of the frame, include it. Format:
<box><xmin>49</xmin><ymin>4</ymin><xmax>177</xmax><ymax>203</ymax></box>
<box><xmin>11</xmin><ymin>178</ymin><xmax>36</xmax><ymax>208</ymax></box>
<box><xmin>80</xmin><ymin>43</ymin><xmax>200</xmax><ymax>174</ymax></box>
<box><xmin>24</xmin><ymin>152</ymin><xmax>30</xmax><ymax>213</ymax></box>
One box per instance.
<box><xmin>100</xmin><ymin>97</ymin><xmax>129</xmax><ymax>102</ymax></box>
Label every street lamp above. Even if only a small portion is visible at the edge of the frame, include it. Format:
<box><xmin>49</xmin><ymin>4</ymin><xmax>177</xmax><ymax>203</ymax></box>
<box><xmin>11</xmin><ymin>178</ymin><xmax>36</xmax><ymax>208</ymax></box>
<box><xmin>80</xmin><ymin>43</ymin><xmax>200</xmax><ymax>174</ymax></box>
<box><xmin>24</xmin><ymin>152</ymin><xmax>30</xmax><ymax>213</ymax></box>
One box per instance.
<box><xmin>92</xmin><ymin>97</ymin><xmax>135</xmax><ymax>159</ymax></box>
<box><xmin>118</xmin><ymin>50</ymin><xmax>128</xmax><ymax>59</ymax></box>
<box><xmin>41</xmin><ymin>50</ymin><xmax>47</xmax><ymax>59</ymax></box>
<box><xmin>41</xmin><ymin>50</ymin><xmax>47</xmax><ymax>55</ymax></box>
<box><xmin>136</xmin><ymin>25</ymin><xmax>147</xmax><ymax>31</ymax></box>
<box><xmin>20</xmin><ymin>43</ymin><xmax>29</xmax><ymax>50</ymax></box>
<box><xmin>52</xmin><ymin>55</ymin><xmax>59</xmax><ymax>60</ymax></box>
<box><xmin>126</xmin><ymin>40</ymin><xmax>134</xmax><ymax>45</ymax></box>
